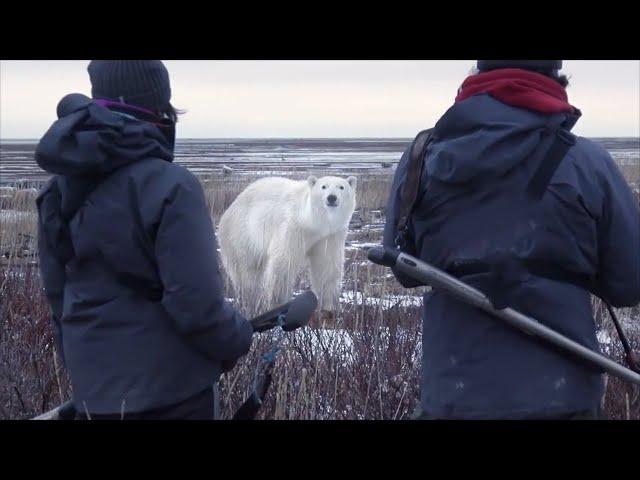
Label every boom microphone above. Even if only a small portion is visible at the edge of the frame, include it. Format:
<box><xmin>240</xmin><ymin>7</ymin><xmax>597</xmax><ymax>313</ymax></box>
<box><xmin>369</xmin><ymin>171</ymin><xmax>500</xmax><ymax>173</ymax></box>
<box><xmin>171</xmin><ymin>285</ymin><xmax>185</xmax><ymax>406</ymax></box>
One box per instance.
<box><xmin>250</xmin><ymin>290</ymin><xmax>317</xmax><ymax>333</ymax></box>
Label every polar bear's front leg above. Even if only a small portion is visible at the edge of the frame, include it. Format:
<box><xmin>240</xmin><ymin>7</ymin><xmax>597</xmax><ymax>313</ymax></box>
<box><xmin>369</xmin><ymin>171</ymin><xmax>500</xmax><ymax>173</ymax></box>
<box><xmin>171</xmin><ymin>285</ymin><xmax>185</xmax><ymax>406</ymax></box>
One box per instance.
<box><xmin>262</xmin><ymin>227</ymin><xmax>305</xmax><ymax>309</ymax></box>
<box><xmin>308</xmin><ymin>229</ymin><xmax>348</xmax><ymax>312</ymax></box>
<box><xmin>263</xmin><ymin>257</ymin><xmax>295</xmax><ymax>308</ymax></box>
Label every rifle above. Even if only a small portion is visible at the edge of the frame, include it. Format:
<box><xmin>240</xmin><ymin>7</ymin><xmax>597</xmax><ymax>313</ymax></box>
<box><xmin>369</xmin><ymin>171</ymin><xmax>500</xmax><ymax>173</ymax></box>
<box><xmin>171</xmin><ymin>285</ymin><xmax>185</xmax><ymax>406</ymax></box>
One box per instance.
<box><xmin>368</xmin><ymin>246</ymin><xmax>640</xmax><ymax>386</ymax></box>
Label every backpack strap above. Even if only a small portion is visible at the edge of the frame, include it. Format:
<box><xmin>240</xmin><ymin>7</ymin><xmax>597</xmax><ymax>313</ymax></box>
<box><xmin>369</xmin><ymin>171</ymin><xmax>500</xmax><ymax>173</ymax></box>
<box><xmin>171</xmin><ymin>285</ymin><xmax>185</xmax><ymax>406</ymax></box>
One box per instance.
<box><xmin>526</xmin><ymin>128</ymin><xmax>576</xmax><ymax>200</ymax></box>
<box><xmin>449</xmin><ymin>127</ymin><xmax>583</xmax><ymax>308</ymax></box>
<box><xmin>519</xmin><ymin>127</ymin><xmax>593</xmax><ymax>291</ymax></box>
<box><xmin>395</xmin><ymin>128</ymin><xmax>434</xmax><ymax>248</ymax></box>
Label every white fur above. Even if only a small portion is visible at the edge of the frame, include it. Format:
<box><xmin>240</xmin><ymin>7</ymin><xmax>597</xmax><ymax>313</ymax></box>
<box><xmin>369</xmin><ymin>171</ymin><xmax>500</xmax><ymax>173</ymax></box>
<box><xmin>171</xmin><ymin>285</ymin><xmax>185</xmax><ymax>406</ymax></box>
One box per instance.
<box><xmin>218</xmin><ymin>175</ymin><xmax>357</xmax><ymax>312</ymax></box>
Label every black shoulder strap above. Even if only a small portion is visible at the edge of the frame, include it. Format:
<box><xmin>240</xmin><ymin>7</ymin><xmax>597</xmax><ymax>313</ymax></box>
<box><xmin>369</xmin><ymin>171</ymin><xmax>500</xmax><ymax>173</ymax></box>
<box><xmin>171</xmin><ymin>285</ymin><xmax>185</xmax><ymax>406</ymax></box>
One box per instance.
<box><xmin>396</xmin><ymin>128</ymin><xmax>434</xmax><ymax>248</ymax></box>
<box><xmin>526</xmin><ymin>128</ymin><xmax>576</xmax><ymax>200</ymax></box>
<box><xmin>520</xmin><ymin>127</ymin><xmax>601</xmax><ymax>294</ymax></box>
<box><xmin>521</xmin><ymin>127</ymin><xmax>588</xmax><ymax>288</ymax></box>
<box><xmin>517</xmin><ymin>128</ymin><xmax>590</xmax><ymax>294</ymax></box>
<box><xmin>449</xmin><ymin>127</ymin><xmax>587</xmax><ymax>303</ymax></box>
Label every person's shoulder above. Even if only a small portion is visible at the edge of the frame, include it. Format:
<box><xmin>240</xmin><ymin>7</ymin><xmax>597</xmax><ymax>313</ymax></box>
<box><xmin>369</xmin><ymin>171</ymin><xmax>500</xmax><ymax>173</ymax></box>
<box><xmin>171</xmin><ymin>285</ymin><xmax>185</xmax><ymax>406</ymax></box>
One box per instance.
<box><xmin>574</xmin><ymin>136</ymin><xmax>610</xmax><ymax>156</ymax></box>
<box><xmin>569</xmin><ymin>136</ymin><xmax>613</xmax><ymax>165</ymax></box>
<box><xmin>565</xmin><ymin>136</ymin><xmax>619</xmax><ymax>178</ymax></box>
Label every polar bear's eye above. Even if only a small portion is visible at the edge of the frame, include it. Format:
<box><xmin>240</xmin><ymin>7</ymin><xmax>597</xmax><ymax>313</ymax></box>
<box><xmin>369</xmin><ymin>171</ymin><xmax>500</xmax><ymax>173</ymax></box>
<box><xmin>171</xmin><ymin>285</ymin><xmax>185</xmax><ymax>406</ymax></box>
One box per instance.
<box><xmin>339</xmin><ymin>186</ymin><xmax>344</xmax><ymax>190</ymax></box>
<box><xmin>322</xmin><ymin>185</ymin><xmax>327</xmax><ymax>189</ymax></box>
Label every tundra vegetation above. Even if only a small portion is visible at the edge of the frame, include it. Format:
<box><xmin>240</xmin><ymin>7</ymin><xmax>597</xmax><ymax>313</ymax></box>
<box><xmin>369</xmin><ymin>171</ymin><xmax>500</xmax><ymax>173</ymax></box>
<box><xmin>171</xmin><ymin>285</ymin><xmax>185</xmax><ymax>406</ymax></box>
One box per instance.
<box><xmin>1</xmin><ymin>167</ymin><xmax>638</xmax><ymax>420</ymax></box>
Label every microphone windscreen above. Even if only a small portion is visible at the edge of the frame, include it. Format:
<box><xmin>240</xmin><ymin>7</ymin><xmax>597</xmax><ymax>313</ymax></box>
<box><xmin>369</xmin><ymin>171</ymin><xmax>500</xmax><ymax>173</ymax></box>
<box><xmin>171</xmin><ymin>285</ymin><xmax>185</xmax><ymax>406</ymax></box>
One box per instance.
<box><xmin>282</xmin><ymin>291</ymin><xmax>318</xmax><ymax>331</ymax></box>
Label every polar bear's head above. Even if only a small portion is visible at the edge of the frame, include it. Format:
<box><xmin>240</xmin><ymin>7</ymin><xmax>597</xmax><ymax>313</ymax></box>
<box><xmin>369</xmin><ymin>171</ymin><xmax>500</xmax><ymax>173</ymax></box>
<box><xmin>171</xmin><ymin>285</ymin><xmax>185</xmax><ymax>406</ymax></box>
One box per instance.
<box><xmin>307</xmin><ymin>175</ymin><xmax>357</xmax><ymax>215</ymax></box>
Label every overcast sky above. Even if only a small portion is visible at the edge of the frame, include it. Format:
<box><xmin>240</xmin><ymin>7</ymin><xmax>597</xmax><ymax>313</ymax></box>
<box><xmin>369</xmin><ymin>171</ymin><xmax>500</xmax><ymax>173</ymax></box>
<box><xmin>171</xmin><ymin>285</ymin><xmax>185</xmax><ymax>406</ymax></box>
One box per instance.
<box><xmin>1</xmin><ymin>60</ymin><xmax>638</xmax><ymax>139</ymax></box>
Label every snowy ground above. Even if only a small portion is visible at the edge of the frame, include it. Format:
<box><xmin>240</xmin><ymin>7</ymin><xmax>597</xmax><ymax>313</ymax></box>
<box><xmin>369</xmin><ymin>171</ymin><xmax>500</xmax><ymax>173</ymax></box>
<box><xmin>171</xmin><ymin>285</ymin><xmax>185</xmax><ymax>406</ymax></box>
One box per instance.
<box><xmin>0</xmin><ymin>209</ymin><xmax>37</xmax><ymax>222</ymax></box>
<box><xmin>339</xmin><ymin>290</ymin><xmax>423</xmax><ymax>308</ymax></box>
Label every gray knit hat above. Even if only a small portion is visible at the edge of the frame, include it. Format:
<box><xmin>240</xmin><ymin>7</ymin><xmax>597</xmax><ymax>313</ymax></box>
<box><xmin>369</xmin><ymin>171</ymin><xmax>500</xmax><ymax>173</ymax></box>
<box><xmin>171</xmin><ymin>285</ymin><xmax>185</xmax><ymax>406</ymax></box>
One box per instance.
<box><xmin>477</xmin><ymin>60</ymin><xmax>563</xmax><ymax>73</ymax></box>
<box><xmin>87</xmin><ymin>60</ymin><xmax>171</xmax><ymax>111</ymax></box>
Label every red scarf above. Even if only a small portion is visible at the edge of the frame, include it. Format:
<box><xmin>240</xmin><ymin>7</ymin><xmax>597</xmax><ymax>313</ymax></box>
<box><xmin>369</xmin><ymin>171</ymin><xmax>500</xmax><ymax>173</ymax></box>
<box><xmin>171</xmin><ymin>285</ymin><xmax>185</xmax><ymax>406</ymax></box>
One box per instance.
<box><xmin>455</xmin><ymin>68</ymin><xmax>576</xmax><ymax>114</ymax></box>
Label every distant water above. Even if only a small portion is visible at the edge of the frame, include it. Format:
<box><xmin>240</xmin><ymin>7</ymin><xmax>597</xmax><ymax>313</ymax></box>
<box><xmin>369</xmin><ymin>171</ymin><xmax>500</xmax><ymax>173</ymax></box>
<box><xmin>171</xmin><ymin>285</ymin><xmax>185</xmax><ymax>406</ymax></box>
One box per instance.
<box><xmin>1</xmin><ymin>137</ymin><xmax>638</xmax><ymax>186</ymax></box>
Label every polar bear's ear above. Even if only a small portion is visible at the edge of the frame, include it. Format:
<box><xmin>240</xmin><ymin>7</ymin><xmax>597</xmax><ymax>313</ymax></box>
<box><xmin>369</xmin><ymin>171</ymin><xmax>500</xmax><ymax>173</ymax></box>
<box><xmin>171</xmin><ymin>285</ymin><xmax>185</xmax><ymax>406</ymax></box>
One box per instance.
<box><xmin>307</xmin><ymin>176</ymin><xmax>318</xmax><ymax>187</ymax></box>
<box><xmin>347</xmin><ymin>176</ymin><xmax>357</xmax><ymax>188</ymax></box>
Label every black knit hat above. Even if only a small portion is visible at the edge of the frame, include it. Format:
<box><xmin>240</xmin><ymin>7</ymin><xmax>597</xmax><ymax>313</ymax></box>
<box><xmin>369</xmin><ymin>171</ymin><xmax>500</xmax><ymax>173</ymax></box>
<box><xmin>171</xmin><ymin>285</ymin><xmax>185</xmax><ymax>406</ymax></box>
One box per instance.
<box><xmin>477</xmin><ymin>60</ymin><xmax>563</xmax><ymax>73</ymax></box>
<box><xmin>87</xmin><ymin>60</ymin><xmax>171</xmax><ymax>112</ymax></box>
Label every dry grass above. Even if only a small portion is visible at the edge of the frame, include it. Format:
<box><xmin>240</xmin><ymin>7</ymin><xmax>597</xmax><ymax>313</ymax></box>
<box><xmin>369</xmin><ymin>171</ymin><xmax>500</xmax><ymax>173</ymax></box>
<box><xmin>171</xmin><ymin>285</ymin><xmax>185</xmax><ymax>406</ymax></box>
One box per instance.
<box><xmin>199</xmin><ymin>171</ymin><xmax>393</xmax><ymax>224</ymax></box>
<box><xmin>0</xmin><ymin>186</ymin><xmax>39</xmax><ymax>266</ymax></box>
<box><xmin>0</xmin><ymin>173</ymin><xmax>638</xmax><ymax>420</ymax></box>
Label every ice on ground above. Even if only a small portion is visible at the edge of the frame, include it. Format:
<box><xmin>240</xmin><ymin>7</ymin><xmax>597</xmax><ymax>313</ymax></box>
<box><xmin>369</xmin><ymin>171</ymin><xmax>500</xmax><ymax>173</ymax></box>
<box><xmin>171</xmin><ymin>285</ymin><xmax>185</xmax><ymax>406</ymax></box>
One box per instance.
<box><xmin>0</xmin><ymin>210</ymin><xmax>37</xmax><ymax>222</ymax></box>
<box><xmin>340</xmin><ymin>290</ymin><xmax>422</xmax><ymax>309</ymax></box>
<box><xmin>286</xmin><ymin>324</ymin><xmax>421</xmax><ymax>366</ymax></box>
<box><xmin>345</xmin><ymin>242</ymin><xmax>380</xmax><ymax>252</ymax></box>
<box><xmin>596</xmin><ymin>329</ymin><xmax>613</xmax><ymax>355</ymax></box>
<box><xmin>597</xmin><ymin>329</ymin><xmax>612</xmax><ymax>345</ymax></box>
<box><xmin>290</xmin><ymin>327</ymin><xmax>356</xmax><ymax>364</ymax></box>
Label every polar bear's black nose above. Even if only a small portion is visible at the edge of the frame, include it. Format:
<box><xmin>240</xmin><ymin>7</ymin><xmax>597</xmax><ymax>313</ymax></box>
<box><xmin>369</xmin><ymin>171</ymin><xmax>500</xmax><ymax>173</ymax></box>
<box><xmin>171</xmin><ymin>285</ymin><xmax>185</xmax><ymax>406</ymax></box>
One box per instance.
<box><xmin>327</xmin><ymin>194</ymin><xmax>338</xmax><ymax>205</ymax></box>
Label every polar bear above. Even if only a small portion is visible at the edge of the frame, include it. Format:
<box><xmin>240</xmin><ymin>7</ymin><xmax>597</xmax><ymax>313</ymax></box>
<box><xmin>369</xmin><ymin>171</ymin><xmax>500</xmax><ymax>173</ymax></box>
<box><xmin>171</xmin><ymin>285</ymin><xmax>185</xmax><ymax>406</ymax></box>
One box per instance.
<box><xmin>218</xmin><ymin>175</ymin><xmax>357</xmax><ymax>313</ymax></box>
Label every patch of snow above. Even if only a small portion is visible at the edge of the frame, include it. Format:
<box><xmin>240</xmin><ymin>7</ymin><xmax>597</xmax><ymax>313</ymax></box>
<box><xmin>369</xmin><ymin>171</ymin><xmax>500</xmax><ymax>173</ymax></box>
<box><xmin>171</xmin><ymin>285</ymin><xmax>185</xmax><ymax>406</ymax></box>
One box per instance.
<box><xmin>345</xmin><ymin>242</ymin><xmax>380</xmax><ymax>252</ymax></box>
<box><xmin>0</xmin><ymin>210</ymin><xmax>37</xmax><ymax>222</ymax></box>
<box><xmin>596</xmin><ymin>329</ymin><xmax>612</xmax><ymax>345</ymax></box>
<box><xmin>340</xmin><ymin>290</ymin><xmax>422</xmax><ymax>309</ymax></box>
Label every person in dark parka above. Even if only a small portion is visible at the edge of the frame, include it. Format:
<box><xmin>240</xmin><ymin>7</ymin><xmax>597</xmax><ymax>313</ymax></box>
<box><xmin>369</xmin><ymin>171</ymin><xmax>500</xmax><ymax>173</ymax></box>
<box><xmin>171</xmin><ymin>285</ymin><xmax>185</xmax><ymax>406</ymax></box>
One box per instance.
<box><xmin>384</xmin><ymin>60</ymin><xmax>640</xmax><ymax>419</ymax></box>
<box><xmin>36</xmin><ymin>60</ymin><xmax>253</xmax><ymax>419</ymax></box>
